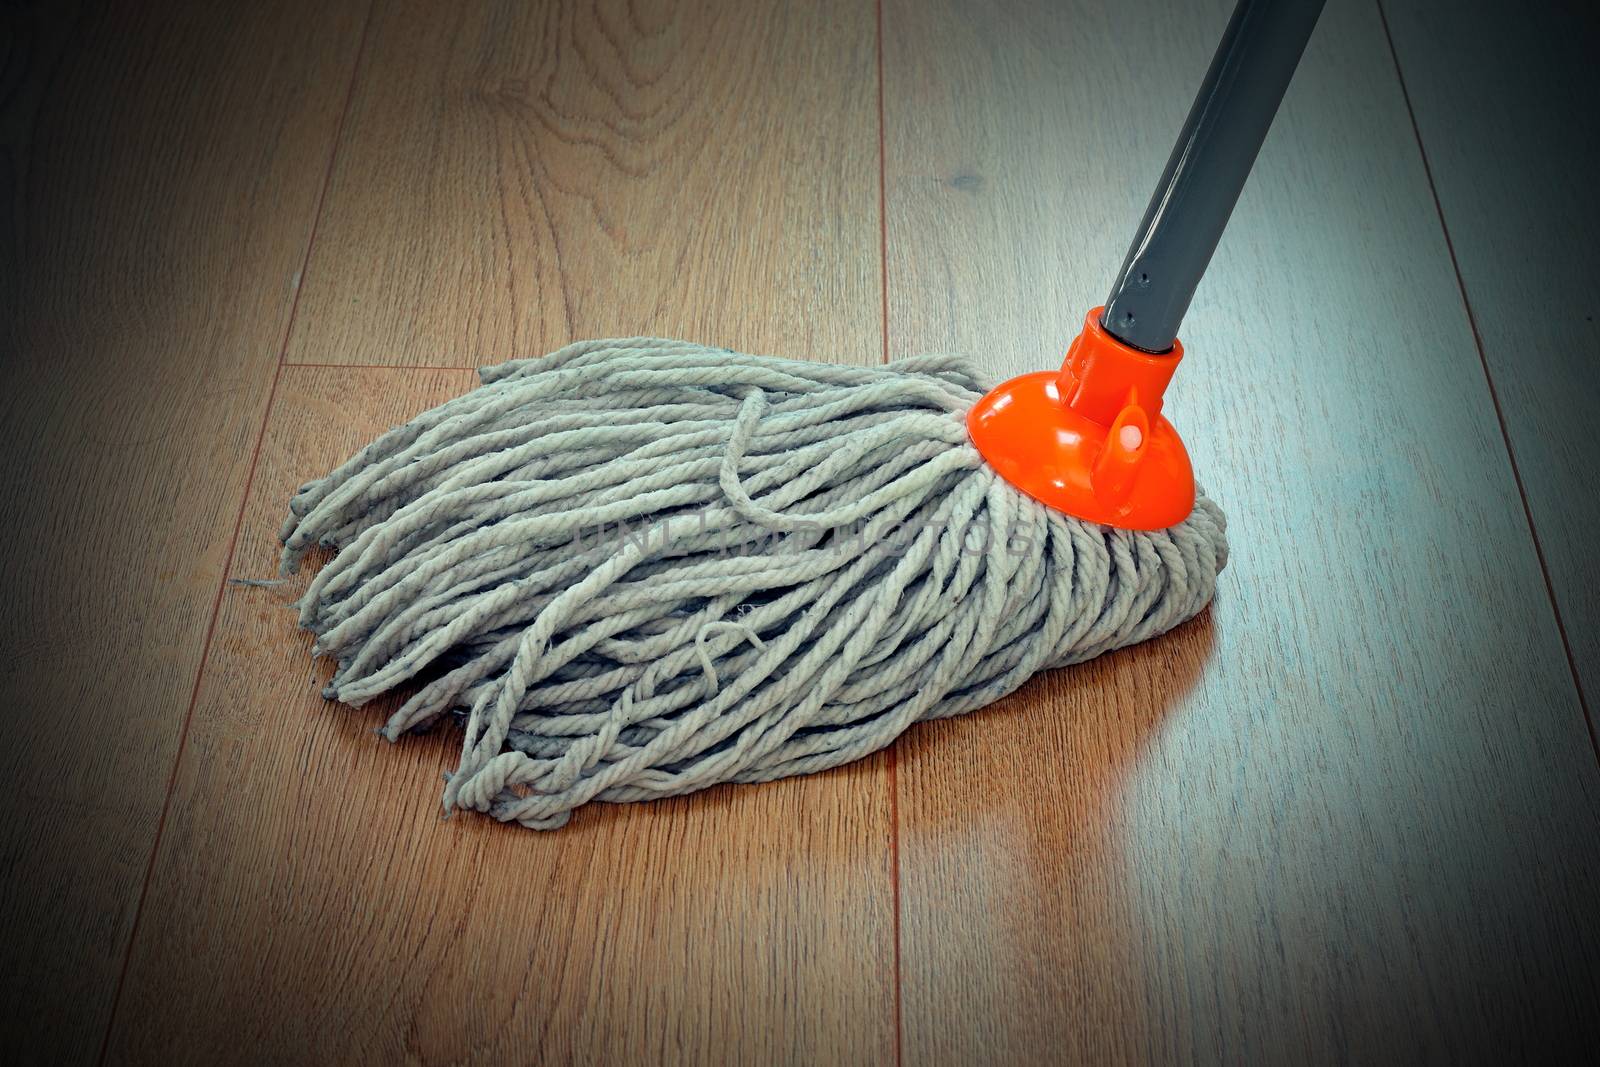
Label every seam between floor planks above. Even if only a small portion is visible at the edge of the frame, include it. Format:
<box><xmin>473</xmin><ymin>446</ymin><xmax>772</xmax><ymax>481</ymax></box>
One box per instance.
<box><xmin>1374</xmin><ymin>0</ymin><xmax>1598</xmax><ymax>768</ymax></box>
<box><xmin>91</xmin><ymin>4</ymin><xmax>381</xmax><ymax>1061</ymax></box>
<box><xmin>92</xmin><ymin>360</ymin><xmax>286</xmax><ymax>1067</ymax></box>
<box><xmin>283</xmin><ymin>361</ymin><xmax>484</xmax><ymax>371</ymax></box>
<box><xmin>873</xmin><ymin>1</ymin><xmax>908</xmax><ymax>1064</ymax></box>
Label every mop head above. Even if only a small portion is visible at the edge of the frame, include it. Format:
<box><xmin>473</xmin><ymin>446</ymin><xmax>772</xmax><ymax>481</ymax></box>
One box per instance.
<box><xmin>279</xmin><ymin>338</ymin><xmax>1227</xmax><ymax>829</ymax></box>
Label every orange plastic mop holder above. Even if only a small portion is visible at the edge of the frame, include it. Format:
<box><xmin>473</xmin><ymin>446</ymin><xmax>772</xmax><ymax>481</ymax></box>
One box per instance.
<box><xmin>966</xmin><ymin>308</ymin><xmax>1195</xmax><ymax>530</ymax></box>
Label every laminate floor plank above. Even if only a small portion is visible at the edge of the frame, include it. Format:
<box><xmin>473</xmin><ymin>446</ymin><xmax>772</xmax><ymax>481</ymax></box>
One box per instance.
<box><xmin>1380</xmin><ymin>0</ymin><xmax>1600</xmax><ymax>723</ymax></box>
<box><xmin>881</xmin><ymin>0</ymin><xmax>1600</xmax><ymax>1061</ymax></box>
<box><xmin>284</xmin><ymin>0</ymin><xmax>881</xmax><ymax>368</ymax></box>
<box><xmin>0</xmin><ymin>2</ymin><xmax>369</xmax><ymax>1061</ymax></box>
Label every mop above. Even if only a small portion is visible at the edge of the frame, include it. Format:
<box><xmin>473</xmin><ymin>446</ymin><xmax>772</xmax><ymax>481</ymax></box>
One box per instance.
<box><xmin>279</xmin><ymin>0</ymin><xmax>1323</xmax><ymax>829</ymax></box>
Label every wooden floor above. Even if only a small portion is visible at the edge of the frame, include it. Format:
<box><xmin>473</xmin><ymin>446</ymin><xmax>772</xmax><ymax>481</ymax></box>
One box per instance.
<box><xmin>3</xmin><ymin>0</ymin><xmax>1597</xmax><ymax>1063</ymax></box>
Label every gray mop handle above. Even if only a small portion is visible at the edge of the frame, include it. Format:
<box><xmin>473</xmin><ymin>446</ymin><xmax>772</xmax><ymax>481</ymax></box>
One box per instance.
<box><xmin>1102</xmin><ymin>0</ymin><xmax>1326</xmax><ymax>354</ymax></box>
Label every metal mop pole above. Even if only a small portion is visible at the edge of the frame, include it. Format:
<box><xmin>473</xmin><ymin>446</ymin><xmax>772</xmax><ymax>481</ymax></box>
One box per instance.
<box><xmin>1102</xmin><ymin>0</ymin><xmax>1327</xmax><ymax>354</ymax></box>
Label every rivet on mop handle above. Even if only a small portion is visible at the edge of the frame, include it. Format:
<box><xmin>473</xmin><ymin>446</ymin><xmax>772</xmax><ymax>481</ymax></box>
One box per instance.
<box><xmin>968</xmin><ymin>0</ymin><xmax>1325</xmax><ymax>530</ymax></box>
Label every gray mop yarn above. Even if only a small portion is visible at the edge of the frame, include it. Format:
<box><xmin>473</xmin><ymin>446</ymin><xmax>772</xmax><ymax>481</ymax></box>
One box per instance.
<box><xmin>279</xmin><ymin>337</ymin><xmax>1227</xmax><ymax>830</ymax></box>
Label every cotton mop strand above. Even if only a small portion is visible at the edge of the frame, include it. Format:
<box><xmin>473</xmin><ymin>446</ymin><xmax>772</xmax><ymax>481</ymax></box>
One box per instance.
<box><xmin>275</xmin><ymin>0</ymin><xmax>1322</xmax><ymax>830</ymax></box>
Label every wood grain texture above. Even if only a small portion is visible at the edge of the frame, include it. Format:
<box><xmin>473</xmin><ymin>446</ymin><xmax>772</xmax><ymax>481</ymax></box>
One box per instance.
<box><xmin>284</xmin><ymin>0</ymin><xmax>881</xmax><ymax>367</ymax></box>
<box><xmin>105</xmin><ymin>367</ymin><xmax>896</xmax><ymax>1066</ymax></box>
<box><xmin>882</xmin><ymin>0</ymin><xmax>1600</xmax><ymax>1061</ymax></box>
<box><xmin>1380</xmin><ymin>0</ymin><xmax>1600</xmax><ymax>718</ymax></box>
<box><xmin>0</xmin><ymin>2</ymin><xmax>366</xmax><ymax>1061</ymax></box>
<box><xmin>103</xmin><ymin>2</ymin><xmax>894</xmax><ymax>1060</ymax></box>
